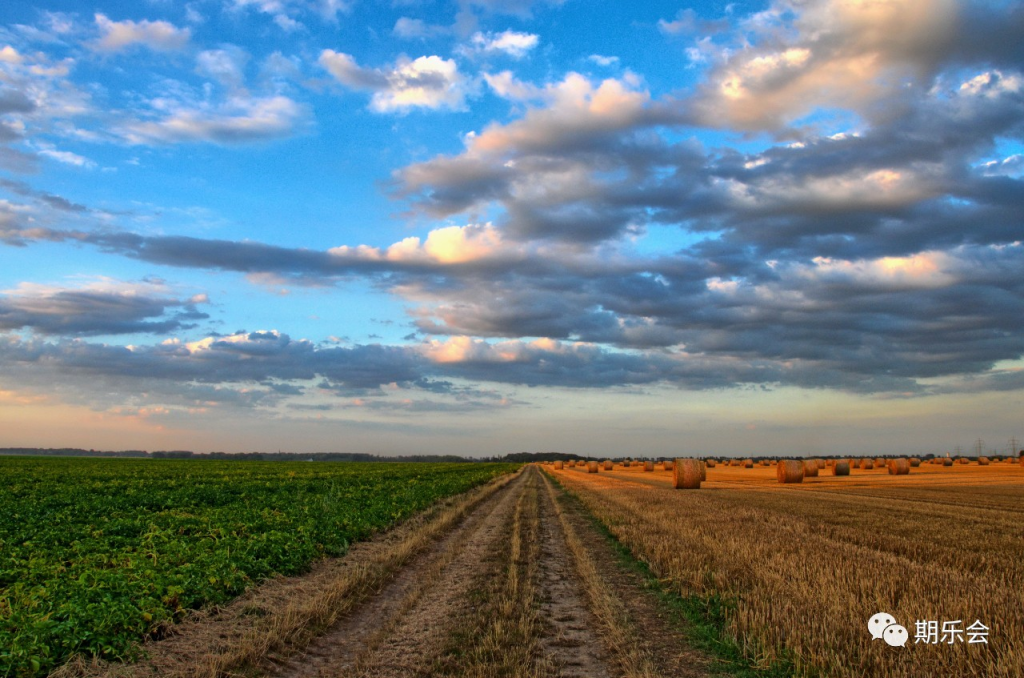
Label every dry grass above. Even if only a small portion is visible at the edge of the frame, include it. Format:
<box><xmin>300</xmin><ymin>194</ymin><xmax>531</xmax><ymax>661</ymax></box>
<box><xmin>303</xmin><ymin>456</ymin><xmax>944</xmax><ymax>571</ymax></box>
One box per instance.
<box><xmin>539</xmin><ymin>473</ymin><xmax>661</xmax><ymax>678</ymax></box>
<box><xmin>432</xmin><ymin>470</ymin><xmax>548</xmax><ymax>678</ymax></box>
<box><xmin>548</xmin><ymin>463</ymin><xmax>1024</xmax><ymax>677</ymax></box>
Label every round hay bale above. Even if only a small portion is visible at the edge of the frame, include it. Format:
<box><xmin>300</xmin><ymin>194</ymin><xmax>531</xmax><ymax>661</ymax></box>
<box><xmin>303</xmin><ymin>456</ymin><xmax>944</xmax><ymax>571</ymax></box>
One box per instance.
<box><xmin>978</xmin><ymin>457</ymin><xmax>990</xmax><ymax>465</ymax></box>
<box><xmin>587</xmin><ymin>461</ymin><xmax>599</xmax><ymax>473</ymax></box>
<box><xmin>743</xmin><ymin>459</ymin><xmax>754</xmax><ymax>468</ymax></box>
<box><xmin>888</xmin><ymin>458</ymin><xmax>910</xmax><ymax>475</ymax></box>
<box><xmin>777</xmin><ymin>460</ymin><xmax>804</xmax><ymax>483</ymax></box>
<box><xmin>908</xmin><ymin>458</ymin><xmax>920</xmax><ymax>467</ymax></box>
<box><xmin>803</xmin><ymin>460</ymin><xmax>820</xmax><ymax>477</ymax></box>
<box><xmin>859</xmin><ymin>459</ymin><xmax>874</xmax><ymax>469</ymax></box>
<box><xmin>603</xmin><ymin>460</ymin><xmax>613</xmax><ymax>471</ymax></box>
<box><xmin>662</xmin><ymin>460</ymin><xmax>674</xmax><ymax>471</ymax></box>
<box><xmin>643</xmin><ymin>461</ymin><xmax>654</xmax><ymax>472</ymax></box>
<box><xmin>816</xmin><ymin>459</ymin><xmax>826</xmax><ymax>469</ymax></box>
<box><xmin>672</xmin><ymin>459</ymin><xmax>702</xmax><ymax>489</ymax></box>
<box><xmin>699</xmin><ymin>460</ymin><xmax>707</xmax><ymax>481</ymax></box>
<box><xmin>705</xmin><ymin>459</ymin><xmax>717</xmax><ymax>468</ymax></box>
<box><xmin>874</xmin><ymin>458</ymin><xmax>885</xmax><ymax>467</ymax></box>
<box><xmin>942</xmin><ymin>457</ymin><xmax>953</xmax><ymax>466</ymax></box>
<box><xmin>832</xmin><ymin>460</ymin><xmax>850</xmax><ymax>476</ymax></box>
<box><xmin>622</xmin><ymin>460</ymin><xmax>631</xmax><ymax>468</ymax></box>
<box><xmin>553</xmin><ymin>461</ymin><xmax>564</xmax><ymax>470</ymax></box>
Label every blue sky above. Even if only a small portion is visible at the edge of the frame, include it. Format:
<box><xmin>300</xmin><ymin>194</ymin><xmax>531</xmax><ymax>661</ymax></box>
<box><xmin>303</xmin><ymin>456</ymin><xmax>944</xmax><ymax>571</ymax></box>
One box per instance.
<box><xmin>1</xmin><ymin>0</ymin><xmax>1022</xmax><ymax>456</ymax></box>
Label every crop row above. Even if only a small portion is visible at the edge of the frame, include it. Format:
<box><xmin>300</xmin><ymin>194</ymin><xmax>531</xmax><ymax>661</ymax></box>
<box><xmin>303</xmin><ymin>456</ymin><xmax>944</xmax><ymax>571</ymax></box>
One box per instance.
<box><xmin>0</xmin><ymin>457</ymin><xmax>516</xmax><ymax>677</ymax></box>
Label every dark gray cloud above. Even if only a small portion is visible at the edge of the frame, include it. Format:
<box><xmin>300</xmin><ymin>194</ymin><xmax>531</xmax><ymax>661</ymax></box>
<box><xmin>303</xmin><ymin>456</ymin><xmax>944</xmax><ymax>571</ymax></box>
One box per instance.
<box><xmin>0</xmin><ymin>88</ymin><xmax>35</xmax><ymax>115</ymax></box>
<box><xmin>0</xmin><ymin>285</ymin><xmax>209</xmax><ymax>336</ymax></box>
<box><xmin>0</xmin><ymin>328</ymin><xmax>918</xmax><ymax>410</ymax></box>
<box><xmin>3</xmin><ymin>210</ymin><xmax>1022</xmax><ymax>395</ymax></box>
<box><xmin>0</xmin><ymin>178</ymin><xmax>88</xmax><ymax>212</ymax></box>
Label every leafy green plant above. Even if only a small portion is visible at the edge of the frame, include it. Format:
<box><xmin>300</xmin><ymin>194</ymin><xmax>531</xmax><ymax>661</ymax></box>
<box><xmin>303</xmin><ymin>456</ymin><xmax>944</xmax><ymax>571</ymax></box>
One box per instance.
<box><xmin>0</xmin><ymin>458</ymin><xmax>516</xmax><ymax>677</ymax></box>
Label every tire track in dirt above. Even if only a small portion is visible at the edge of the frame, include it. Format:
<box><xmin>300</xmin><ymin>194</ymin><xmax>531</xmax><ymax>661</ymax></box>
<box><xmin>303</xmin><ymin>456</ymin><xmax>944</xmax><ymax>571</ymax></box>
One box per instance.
<box><xmin>540</xmin><ymin>469</ymin><xmax>710</xmax><ymax>678</ymax></box>
<box><xmin>535</xmin><ymin>472</ymin><xmax>614</xmax><ymax>678</ymax></box>
<box><xmin>268</xmin><ymin>466</ymin><xmax>529</xmax><ymax>678</ymax></box>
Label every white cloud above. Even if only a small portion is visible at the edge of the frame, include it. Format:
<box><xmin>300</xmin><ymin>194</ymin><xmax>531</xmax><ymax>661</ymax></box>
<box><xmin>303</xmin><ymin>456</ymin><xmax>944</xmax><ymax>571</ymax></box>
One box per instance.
<box><xmin>315</xmin><ymin>0</ymin><xmax>351</xmax><ymax>21</ymax></box>
<box><xmin>185</xmin><ymin>4</ymin><xmax>205</xmax><ymax>24</ymax></box>
<box><xmin>587</xmin><ymin>54</ymin><xmax>619</xmax><ymax>67</ymax></box>
<box><xmin>463</xmin><ymin>73</ymin><xmax>650</xmax><ymax>154</ymax></box>
<box><xmin>228</xmin><ymin>0</ymin><xmax>349</xmax><ymax>31</ymax></box>
<box><xmin>466</xmin><ymin>30</ymin><xmax>539</xmax><ymax>59</ymax></box>
<box><xmin>92</xmin><ymin>13</ymin><xmax>190</xmax><ymax>53</ymax></box>
<box><xmin>658</xmin><ymin>8</ymin><xmax>698</xmax><ymax>35</ymax></box>
<box><xmin>319</xmin><ymin>50</ymin><xmax>468</xmax><ymax>112</ymax></box>
<box><xmin>272</xmin><ymin>13</ymin><xmax>304</xmax><ymax>32</ymax></box>
<box><xmin>959</xmin><ymin>70</ymin><xmax>1022</xmax><ymax>98</ymax></box>
<box><xmin>119</xmin><ymin>95</ymin><xmax>305</xmax><ymax>145</ymax></box>
<box><xmin>329</xmin><ymin>223</ymin><xmax>511</xmax><ymax>265</ymax></box>
<box><xmin>196</xmin><ymin>47</ymin><xmax>250</xmax><ymax>90</ymax></box>
<box><xmin>689</xmin><ymin>0</ymin><xmax>963</xmax><ymax>131</ymax></box>
<box><xmin>0</xmin><ymin>46</ymin><xmax>24</xmax><ymax>64</ymax></box>
<box><xmin>483</xmin><ymin>71</ymin><xmax>542</xmax><ymax>101</ymax></box>
<box><xmin>393</xmin><ymin>17</ymin><xmax>449</xmax><ymax>39</ymax></box>
<box><xmin>318</xmin><ymin>50</ymin><xmax>388</xmax><ymax>89</ymax></box>
<box><xmin>36</xmin><ymin>146</ymin><xmax>96</xmax><ymax>169</ymax></box>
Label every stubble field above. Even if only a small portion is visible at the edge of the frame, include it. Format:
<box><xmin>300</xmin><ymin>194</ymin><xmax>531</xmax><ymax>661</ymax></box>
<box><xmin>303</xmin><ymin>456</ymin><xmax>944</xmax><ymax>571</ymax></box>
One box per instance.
<box><xmin>548</xmin><ymin>459</ymin><xmax>1024</xmax><ymax>678</ymax></box>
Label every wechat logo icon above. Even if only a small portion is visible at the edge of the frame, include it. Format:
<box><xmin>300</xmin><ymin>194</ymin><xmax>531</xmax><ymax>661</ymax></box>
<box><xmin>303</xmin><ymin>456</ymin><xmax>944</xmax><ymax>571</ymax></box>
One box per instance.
<box><xmin>868</xmin><ymin>612</ymin><xmax>908</xmax><ymax>647</ymax></box>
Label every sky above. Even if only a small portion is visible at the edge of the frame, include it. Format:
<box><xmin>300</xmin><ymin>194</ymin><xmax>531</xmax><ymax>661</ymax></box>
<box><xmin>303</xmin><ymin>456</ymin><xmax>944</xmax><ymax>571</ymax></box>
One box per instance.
<box><xmin>0</xmin><ymin>0</ymin><xmax>1022</xmax><ymax>457</ymax></box>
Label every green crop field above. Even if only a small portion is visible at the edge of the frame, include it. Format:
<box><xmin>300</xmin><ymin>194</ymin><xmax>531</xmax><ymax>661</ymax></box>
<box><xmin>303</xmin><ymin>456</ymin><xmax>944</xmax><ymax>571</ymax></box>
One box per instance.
<box><xmin>0</xmin><ymin>457</ymin><xmax>517</xmax><ymax>677</ymax></box>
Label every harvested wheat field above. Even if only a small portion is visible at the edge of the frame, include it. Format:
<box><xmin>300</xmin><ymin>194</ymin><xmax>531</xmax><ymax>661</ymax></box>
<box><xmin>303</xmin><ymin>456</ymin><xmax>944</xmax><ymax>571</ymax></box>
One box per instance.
<box><xmin>548</xmin><ymin>460</ymin><xmax>1024</xmax><ymax>678</ymax></box>
<box><xmin>55</xmin><ymin>465</ymin><xmax>712</xmax><ymax>678</ymax></box>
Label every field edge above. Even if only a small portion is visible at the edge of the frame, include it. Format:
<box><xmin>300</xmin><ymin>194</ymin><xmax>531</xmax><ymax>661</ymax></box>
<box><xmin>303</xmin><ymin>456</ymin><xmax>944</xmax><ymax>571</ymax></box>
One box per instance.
<box><xmin>541</xmin><ymin>468</ymin><xmax>802</xmax><ymax>678</ymax></box>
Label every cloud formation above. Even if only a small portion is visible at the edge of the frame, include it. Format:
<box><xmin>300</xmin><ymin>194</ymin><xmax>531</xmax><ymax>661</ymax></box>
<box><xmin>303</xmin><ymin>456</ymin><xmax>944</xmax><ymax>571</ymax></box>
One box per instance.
<box><xmin>464</xmin><ymin>30</ymin><xmax>539</xmax><ymax>59</ymax></box>
<box><xmin>92</xmin><ymin>13</ymin><xmax>191</xmax><ymax>53</ymax></box>
<box><xmin>320</xmin><ymin>50</ymin><xmax>468</xmax><ymax>112</ymax></box>
<box><xmin>119</xmin><ymin>94</ymin><xmax>305</xmax><ymax>144</ymax></box>
<box><xmin>1</xmin><ymin>0</ymin><xmax>1023</xmax><ymax>428</ymax></box>
<box><xmin>681</xmin><ymin>0</ymin><xmax>1024</xmax><ymax>132</ymax></box>
<box><xmin>0</xmin><ymin>280</ymin><xmax>209</xmax><ymax>336</ymax></box>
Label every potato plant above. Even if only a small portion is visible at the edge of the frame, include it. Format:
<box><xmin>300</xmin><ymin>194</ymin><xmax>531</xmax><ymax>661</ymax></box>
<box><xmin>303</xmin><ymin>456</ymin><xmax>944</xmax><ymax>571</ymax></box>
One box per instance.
<box><xmin>0</xmin><ymin>457</ymin><xmax>516</xmax><ymax>677</ymax></box>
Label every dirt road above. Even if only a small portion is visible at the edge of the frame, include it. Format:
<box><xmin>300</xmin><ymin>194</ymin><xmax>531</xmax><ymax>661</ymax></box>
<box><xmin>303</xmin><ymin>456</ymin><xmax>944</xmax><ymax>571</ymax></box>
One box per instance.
<box><xmin>71</xmin><ymin>466</ymin><xmax>708</xmax><ymax>678</ymax></box>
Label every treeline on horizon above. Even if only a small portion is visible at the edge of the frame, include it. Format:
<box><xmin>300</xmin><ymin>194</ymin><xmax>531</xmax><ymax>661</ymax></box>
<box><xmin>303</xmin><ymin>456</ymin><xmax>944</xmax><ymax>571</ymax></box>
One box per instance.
<box><xmin>0</xmin><ymin>449</ymin><xmax>584</xmax><ymax>463</ymax></box>
<box><xmin>0</xmin><ymin>448</ymin><xmax>484</xmax><ymax>462</ymax></box>
<box><xmin>3</xmin><ymin>449</ymin><xmax>1015</xmax><ymax>463</ymax></box>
